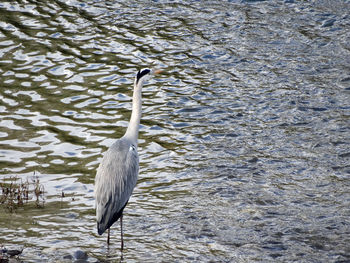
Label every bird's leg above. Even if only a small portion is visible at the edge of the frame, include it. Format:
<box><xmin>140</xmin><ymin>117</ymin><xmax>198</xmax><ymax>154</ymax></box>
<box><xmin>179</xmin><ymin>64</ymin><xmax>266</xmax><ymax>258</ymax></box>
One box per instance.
<box><xmin>120</xmin><ymin>214</ymin><xmax>124</xmax><ymax>250</ymax></box>
<box><xmin>107</xmin><ymin>228</ymin><xmax>110</xmax><ymax>246</ymax></box>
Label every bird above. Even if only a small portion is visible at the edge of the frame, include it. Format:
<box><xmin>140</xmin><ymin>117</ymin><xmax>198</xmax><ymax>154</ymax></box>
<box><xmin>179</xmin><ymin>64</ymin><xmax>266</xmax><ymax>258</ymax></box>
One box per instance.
<box><xmin>94</xmin><ymin>68</ymin><xmax>162</xmax><ymax>250</ymax></box>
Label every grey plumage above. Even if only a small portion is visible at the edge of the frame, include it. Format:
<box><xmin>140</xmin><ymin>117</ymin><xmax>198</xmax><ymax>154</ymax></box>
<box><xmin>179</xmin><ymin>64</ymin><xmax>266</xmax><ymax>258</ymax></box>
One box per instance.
<box><xmin>95</xmin><ymin>138</ymin><xmax>139</xmax><ymax>235</ymax></box>
<box><xmin>94</xmin><ymin>68</ymin><xmax>162</xmax><ymax>248</ymax></box>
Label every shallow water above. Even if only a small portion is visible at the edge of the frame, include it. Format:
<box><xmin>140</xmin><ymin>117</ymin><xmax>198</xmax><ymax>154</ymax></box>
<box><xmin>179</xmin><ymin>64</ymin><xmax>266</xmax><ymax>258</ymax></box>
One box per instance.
<box><xmin>0</xmin><ymin>0</ymin><xmax>350</xmax><ymax>262</ymax></box>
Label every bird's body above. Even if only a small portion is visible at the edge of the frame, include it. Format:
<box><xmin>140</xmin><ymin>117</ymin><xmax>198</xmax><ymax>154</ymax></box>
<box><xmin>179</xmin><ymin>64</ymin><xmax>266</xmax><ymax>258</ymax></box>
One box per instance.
<box><xmin>94</xmin><ymin>68</ymin><xmax>160</xmax><ymax>249</ymax></box>
<box><xmin>95</xmin><ymin>138</ymin><xmax>138</xmax><ymax>235</ymax></box>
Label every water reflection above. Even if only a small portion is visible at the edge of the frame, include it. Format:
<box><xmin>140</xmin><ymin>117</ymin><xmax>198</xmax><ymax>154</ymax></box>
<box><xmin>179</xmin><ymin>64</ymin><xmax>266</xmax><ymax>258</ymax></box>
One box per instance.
<box><xmin>0</xmin><ymin>0</ymin><xmax>350</xmax><ymax>262</ymax></box>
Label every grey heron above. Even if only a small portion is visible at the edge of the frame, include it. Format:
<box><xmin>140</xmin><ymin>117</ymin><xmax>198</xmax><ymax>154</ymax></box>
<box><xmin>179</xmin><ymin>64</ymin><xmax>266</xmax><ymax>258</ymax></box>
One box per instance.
<box><xmin>94</xmin><ymin>68</ymin><xmax>162</xmax><ymax>249</ymax></box>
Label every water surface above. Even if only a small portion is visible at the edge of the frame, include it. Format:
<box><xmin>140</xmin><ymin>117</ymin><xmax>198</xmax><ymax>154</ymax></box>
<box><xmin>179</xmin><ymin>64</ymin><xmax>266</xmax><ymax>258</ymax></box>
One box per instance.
<box><xmin>0</xmin><ymin>0</ymin><xmax>349</xmax><ymax>262</ymax></box>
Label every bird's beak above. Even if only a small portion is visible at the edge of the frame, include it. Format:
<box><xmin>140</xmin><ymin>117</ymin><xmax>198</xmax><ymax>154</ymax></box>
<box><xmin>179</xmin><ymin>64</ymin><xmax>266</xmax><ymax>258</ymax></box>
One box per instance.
<box><xmin>153</xmin><ymin>69</ymin><xmax>163</xmax><ymax>75</ymax></box>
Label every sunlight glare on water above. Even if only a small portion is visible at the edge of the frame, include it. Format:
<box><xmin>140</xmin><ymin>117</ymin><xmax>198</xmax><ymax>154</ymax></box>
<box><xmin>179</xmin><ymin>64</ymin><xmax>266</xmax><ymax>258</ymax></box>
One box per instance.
<box><xmin>0</xmin><ymin>0</ymin><xmax>350</xmax><ymax>262</ymax></box>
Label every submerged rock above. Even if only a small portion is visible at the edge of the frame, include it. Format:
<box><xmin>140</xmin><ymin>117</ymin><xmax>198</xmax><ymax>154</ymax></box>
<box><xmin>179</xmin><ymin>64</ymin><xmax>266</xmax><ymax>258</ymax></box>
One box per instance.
<box><xmin>1</xmin><ymin>247</ymin><xmax>23</xmax><ymax>257</ymax></box>
<box><xmin>63</xmin><ymin>254</ymin><xmax>73</xmax><ymax>260</ymax></box>
<box><xmin>74</xmin><ymin>260</ymin><xmax>89</xmax><ymax>263</ymax></box>
<box><xmin>7</xmin><ymin>249</ymin><xmax>23</xmax><ymax>257</ymax></box>
<box><xmin>73</xmin><ymin>250</ymin><xmax>88</xmax><ymax>260</ymax></box>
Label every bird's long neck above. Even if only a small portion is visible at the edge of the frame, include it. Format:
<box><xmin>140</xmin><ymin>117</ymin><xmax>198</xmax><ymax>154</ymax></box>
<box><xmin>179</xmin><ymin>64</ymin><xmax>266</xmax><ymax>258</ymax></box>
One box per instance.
<box><xmin>124</xmin><ymin>81</ymin><xmax>142</xmax><ymax>146</ymax></box>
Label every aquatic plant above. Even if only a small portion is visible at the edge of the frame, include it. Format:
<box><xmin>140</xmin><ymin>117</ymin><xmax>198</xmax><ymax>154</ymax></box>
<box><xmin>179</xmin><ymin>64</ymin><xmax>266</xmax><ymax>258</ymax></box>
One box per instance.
<box><xmin>0</xmin><ymin>174</ymin><xmax>45</xmax><ymax>212</ymax></box>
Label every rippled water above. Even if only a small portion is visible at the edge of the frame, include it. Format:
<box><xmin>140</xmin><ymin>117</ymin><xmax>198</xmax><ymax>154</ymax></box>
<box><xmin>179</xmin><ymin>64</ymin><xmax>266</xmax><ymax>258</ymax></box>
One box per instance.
<box><xmin>1</xmin><ymin>0</ymin><xmax>350</xmax><ymax>262</ymax></box>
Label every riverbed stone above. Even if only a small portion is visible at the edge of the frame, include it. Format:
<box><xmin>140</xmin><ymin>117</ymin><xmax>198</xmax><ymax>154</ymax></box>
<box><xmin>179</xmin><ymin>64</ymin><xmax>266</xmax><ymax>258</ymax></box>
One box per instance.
<box><xmin>73</xmin><ymin>250</ymin><xmax>88</xmax><ymax>260</ymax></box>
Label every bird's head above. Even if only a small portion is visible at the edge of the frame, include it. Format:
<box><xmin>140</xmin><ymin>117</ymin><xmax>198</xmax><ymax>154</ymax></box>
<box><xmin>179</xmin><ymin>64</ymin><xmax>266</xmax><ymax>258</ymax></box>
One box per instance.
<box><xmin>135</xmin><ymin>68</ymin><xmax>163</xmax><ymax>86</ymax></box>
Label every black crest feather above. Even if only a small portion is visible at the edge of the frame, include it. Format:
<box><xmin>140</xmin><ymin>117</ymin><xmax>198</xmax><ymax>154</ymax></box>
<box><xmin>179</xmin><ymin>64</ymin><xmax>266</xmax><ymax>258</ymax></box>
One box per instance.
<box><xmin>136</xmin><ymin>69</ymin><xmax>151</xmax><ymax>84</ymax></box>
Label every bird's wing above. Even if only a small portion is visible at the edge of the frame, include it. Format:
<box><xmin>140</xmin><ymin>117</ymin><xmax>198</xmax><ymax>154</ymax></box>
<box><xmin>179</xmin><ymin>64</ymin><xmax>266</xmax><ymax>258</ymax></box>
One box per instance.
<box><xmin>94</xmin><ymin>138</ymin><xmax>139</xmax><ymax>234</ymax></box>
